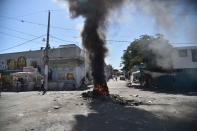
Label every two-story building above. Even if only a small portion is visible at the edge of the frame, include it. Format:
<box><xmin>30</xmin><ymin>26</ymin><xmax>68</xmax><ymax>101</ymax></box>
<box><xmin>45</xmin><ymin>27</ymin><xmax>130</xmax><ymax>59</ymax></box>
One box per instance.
<box><xmin>0</xmin><ymin>44</ymin><xmax>86</xmax><ymax>89</ymax></box>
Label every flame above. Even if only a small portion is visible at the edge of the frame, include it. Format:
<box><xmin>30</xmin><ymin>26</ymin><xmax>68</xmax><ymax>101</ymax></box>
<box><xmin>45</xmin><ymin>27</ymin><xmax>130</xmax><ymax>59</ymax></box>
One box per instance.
<box><xmin>94</xmin><ymin>84</ymin><xmax>109</xmax><ymax>96</ymax></box>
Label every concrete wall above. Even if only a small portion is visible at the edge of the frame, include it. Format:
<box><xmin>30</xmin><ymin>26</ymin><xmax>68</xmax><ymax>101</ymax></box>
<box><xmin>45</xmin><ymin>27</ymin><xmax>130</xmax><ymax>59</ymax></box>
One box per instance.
<box><xmin>0</xmin><ymin>60</ymin><xmax>7</xmax><ymax>70</ymax></box>
<box><xmin>0</xmin><ymin>44</ymin><xmax>83</xmax><ymax>66</ymax></box>
<box><xmin>171</xmin><ymin>47</ymin><xmax>197</xmax><ymax>69</ymax></box>
<box><xmin>0</xmin><ymin>44</ymin><xmax>86</xmax><ymax>88</ymax></box>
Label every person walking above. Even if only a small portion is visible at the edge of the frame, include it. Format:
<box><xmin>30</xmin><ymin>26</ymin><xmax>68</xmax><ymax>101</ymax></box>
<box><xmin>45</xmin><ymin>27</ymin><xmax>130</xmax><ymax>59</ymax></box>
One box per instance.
<box><xmin>41</xmin><ymin>78</ymin><xmax>46</xmax><ymax>95</ymax></box>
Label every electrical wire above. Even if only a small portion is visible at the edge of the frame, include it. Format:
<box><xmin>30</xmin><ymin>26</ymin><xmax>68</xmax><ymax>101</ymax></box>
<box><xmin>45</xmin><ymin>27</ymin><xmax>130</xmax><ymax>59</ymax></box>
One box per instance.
<box><xmin>0</xmin><ymin>31</ymin><xmax>45</xmax><ymax>46</ymax></box>
<box><xmin>50</xmin><ymin>35</ymin><xmax>79</xmax><ymax>44</ymax></box>
<box><xmin>16</xmin><ymin>10</ymin><xmax>48</xmax><ymax>18</ymax></box>
<box><xmin>0</xmin><ymin>15</ymin><xmax>77</xmax><ymax>31</ymax></box>
<box><xmin>0</xmin><ymin>31</ymin><xmax>30</xmax><ymax>40</ymax></box>
<box><xmin>106</xmin><ymin>39</ymin><xmax>130</xmax><ymax>43</ymax></box>
<box><xmin>0</xmin><ymin>25</ymin><xmax>39</xmax><ymax>37</ymax></box>
<box><xmin>0</xmin><ymin>35</ymin><xmax>45</xmax><ymax>53</ymax></box>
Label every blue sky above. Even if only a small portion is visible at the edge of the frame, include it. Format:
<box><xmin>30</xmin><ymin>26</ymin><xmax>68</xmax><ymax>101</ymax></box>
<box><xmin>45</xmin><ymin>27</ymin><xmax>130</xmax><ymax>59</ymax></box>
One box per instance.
<box><xmin>0</xmin><ymin>0</ymin><xmax>196</xmax><ymax>69</ymax></box>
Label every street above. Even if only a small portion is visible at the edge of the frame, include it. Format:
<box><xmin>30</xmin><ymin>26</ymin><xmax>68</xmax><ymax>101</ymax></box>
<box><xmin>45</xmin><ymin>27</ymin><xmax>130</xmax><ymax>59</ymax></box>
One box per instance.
<box><xmin>0</xmin><ymin>79</ymin><xmax>197</xmax><ymax>131</ymax></box>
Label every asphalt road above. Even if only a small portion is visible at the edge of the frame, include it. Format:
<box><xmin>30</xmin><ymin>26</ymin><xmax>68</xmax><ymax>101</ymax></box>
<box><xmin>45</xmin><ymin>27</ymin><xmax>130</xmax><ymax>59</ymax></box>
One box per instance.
<box><xmin>0</xmin><ymin>79</ymin><xmax>197</xmax><ymax>131</ymax></box>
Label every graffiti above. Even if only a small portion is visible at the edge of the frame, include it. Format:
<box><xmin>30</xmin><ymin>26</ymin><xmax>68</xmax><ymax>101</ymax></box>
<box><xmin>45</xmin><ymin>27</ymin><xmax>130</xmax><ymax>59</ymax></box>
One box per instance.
<box><xmin>17</xmin><ymin>56</ymin><xmax>26</xmax><ymax>69</ymax></box>
<box><xmin>7</xmin><ymin>59</ymin><xmax>17</xmax><ymax>70</ymax></box>
<box><xmin>6</xmin><ymin>56</ymin><xmax>27</xmax><ymax>70</ymax></box>
<box><xmin>66</xmin><ymin>73</ymin><xmax>75</xmax><ymax>80</ymax></box>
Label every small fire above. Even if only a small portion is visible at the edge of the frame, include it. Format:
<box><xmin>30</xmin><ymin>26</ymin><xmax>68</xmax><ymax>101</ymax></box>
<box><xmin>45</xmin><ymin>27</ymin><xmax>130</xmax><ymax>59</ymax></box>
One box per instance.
<box><xmin>93</xmin><ymin>84</ymin><xmax>109</xmax><ymax>96</ymax></box>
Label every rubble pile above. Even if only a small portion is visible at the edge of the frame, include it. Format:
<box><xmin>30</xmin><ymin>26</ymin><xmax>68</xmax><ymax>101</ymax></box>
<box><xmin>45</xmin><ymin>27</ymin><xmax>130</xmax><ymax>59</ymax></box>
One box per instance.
<box><xmin>82</xmin><ymin>91</ymin><xmax>143</xmax><ymax>106</ymax></box>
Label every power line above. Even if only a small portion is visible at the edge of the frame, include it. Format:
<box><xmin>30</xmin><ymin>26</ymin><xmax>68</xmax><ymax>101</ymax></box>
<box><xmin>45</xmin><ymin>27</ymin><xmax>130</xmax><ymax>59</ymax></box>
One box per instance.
<box><xmin>0</xmin><ymin>15</ymin><xmax>77</xmax><ymax>31</ymax></box>
<box><xmin>0</xmin><ymin>35</ymin><xmax>45</xmax><ymax>53</ymax></box>
<box><xmin>50</xmin><ymin>35</ymin><xmax>79</xmax><ymax>44</ymax></box>
<box><xmin>106</xmin><ymin>39</ymin><xmax>131</xmax><ymax>43</ymax></box>
<box><xmin>0</xmin><ymin>31</ymin><xmax>45</xmax><ymax>45</ymax></box>
<box><xmin>0</xmin><ymin>31</ymin><xmax>30</xmax><ymax>40</ymax></box>
<box><xmin>0</xmin><ymin>25</ymin><xmax>39</xmax><ymax>37</ymax></box>
<box><xmin>16</xmin><ymin>9</ymin><xmax>66</xmax><ymax>18</ymax></box>
<box><xmin>16</xmin><ymin>10</ymin><xmax>48</xmax><ymax>18</ymax></box>
<box><xmin>51</xmin><ymin>35</ymin><xmax>132</xmax><ymax>45</ymax></box>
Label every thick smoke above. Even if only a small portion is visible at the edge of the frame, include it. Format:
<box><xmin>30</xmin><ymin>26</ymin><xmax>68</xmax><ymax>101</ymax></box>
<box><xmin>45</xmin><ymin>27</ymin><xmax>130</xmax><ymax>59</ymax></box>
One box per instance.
<box><xmin>56</xmin><ymin>0</ymin><xmax>197</xmax><ymax>84</ymax></box>
<box><xmin>67</xmin><ymin>0</ymin><xmax>124</xmax><ymax>86</ymax></box>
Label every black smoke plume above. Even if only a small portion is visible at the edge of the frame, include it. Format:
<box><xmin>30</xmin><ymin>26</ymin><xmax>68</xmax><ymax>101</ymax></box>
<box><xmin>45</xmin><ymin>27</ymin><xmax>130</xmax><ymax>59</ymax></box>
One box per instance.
<box><xmin>56</xmin><ymin>0</ymin><xmax>197</xmax><ymax>89</ymax></box>
<box><xmin>67</xmin><ymin>0</ymin><xmax>123</xmax><ymax>88</ymax></box>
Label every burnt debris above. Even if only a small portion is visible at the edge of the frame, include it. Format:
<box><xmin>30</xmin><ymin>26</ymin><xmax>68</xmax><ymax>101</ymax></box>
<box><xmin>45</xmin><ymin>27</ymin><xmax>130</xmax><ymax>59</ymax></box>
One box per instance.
<box><xmin>82</xmin><ymin>91</ymin><xmax>143</xmax><ymax>106</ymax></box>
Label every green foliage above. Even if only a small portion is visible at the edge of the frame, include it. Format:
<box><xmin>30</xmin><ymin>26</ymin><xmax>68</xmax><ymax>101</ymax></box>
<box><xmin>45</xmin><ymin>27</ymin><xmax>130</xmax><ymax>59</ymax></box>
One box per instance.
<box><xmin>122</xmin><ymin>34</ymin><xmax>173</xmax><ymax>72</ymax></box>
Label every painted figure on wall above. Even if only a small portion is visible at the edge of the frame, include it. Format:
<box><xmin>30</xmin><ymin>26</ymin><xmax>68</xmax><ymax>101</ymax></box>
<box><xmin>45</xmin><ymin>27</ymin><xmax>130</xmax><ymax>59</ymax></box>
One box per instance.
<box><xmin>17</xmin><ymin>56</ymin><xmax>26</xmax><ymax>69</ymax></box>
<box><xmin>7</xmin><ymin>59</ymin><xmax>17</xmax><ymax>70</ymax></box>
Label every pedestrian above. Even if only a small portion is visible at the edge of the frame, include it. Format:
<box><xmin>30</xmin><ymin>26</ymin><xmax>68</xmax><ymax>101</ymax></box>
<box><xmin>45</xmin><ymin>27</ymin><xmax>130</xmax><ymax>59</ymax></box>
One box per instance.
<box><xmin>20</xmin><ymin>77</ymin><xmax>24</xmax><ymax>91</ymax></box>
<box><xmin>115</xmin><ymin>76</ymin><xmax>117</xmax><ymax>81</ymax></box>
<box><xmin>16</xmin><ymin>77</ymin><xmax>20</xmax><ymax>92</ymax></box>
<box><xmin>80</xmin><ymin>77</ymin><xmax>87</xmax><ymax>89</ymax></box>
<box><xmin>41</xmin><ymin>78</ymin><xmax>46</xmax><ymax>95</ymax></box>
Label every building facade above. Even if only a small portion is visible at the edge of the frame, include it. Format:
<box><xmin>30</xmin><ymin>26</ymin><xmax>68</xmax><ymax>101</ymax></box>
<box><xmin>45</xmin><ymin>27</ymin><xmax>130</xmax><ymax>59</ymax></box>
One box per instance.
<box><xmin>171</xmin><ymin>46</ymin><xmax>197</xmax><ymax>69</ymax></box>
<box><xmin>0</xmin><ymin>44</ymin><xmax>86</xmax><ymax>88</ymax></box>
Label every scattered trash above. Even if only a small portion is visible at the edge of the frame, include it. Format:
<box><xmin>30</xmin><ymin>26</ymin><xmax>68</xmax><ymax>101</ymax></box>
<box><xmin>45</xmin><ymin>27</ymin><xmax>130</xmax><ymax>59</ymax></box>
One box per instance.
<box><xmin>53</xmin><ymin>106</ymin><xmax>61</xmax><ymax>109</ymax></box>
<box><xmin>17</xmin><ymin>113</ymin><xmax>24</xmax><ymax>117</ymax></box>
<box><xmin>81</xmin><ymin>91</ymin><xmax>143</xmax><ymax>106</ymax></box>
<box><xmin>135</xmin><ymin>94</ymin><xmax>139</xmax><ymax>97</ymax></box>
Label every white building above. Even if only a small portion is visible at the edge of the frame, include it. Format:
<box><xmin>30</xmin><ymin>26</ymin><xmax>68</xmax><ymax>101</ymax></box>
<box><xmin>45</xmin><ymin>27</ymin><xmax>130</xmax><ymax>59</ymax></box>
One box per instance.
<box><xmin>0</xmin><ymin>44</ymin><xmax>86</xmax><ymax>89</ymax></box>
<box><xmin>171</xmin><ymin>46</ymin><xmax>197</xmax><ymax>70</ymax></box>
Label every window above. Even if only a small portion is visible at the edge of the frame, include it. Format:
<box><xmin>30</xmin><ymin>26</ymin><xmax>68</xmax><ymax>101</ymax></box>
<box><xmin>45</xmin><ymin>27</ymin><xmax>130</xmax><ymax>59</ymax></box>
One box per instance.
<box><xmin>178</xmin><ymin>49</ymin><xmax>187</xmax><ymax>57</ymax></box>
<box><xmin>191</xmin><ymin>49</ymin><xmax>197</xmax><ymax>62</ymax></box>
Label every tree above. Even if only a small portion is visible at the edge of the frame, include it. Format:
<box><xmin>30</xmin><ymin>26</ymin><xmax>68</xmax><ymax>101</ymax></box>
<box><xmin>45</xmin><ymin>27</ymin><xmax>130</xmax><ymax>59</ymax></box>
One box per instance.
<box><xmin>122</xmin><ymin>34</ymin><xmax>173</xmax><ymax>72</ymax></box>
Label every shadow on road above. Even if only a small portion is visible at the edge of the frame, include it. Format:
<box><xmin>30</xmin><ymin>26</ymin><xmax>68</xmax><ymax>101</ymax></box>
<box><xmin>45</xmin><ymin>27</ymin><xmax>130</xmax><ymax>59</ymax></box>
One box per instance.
<box><xmin>71</xmin><ymin>98</ymin><xmax>197</xmax><ymax>131</ymax></box>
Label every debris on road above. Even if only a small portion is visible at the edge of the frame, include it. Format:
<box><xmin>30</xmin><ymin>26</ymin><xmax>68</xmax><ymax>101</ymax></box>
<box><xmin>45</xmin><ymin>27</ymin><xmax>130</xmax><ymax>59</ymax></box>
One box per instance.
<box><xmin>53</xmin><ymin>105</ymin><xmax>61</xmax><ymax>109</ymax></box>
<box><xmin>17</xmin><ymin>113</ymin><xmax>24</xmax><ymax>117</ymax></box>
<box><xmin>82</xmin><ymin>91</ymin><xmax>143</xmax><ymax>106</ymax></box>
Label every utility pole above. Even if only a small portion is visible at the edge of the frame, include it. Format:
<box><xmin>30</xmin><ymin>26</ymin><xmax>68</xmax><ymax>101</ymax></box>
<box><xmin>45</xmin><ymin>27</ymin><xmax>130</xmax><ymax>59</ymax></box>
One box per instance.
<box><xmin>43</xmin><ymin>10</ymin><xmax>50</xmax><ymax>92</ymax></box>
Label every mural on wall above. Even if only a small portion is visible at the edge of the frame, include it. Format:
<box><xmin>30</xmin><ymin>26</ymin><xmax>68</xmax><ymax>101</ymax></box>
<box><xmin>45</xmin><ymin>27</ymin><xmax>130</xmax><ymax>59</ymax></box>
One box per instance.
<box><xmin>7</xmin><ymin>59</ymin><xmax>17</xmax><ymax>70</ymax></box>
<box><xmin>6</xmin><ymin>56</ymin><xmax>27</xmax><ymax>70</ymax></box>
<box><xmin>66</xmin><ymin>73</ymin><xmax>75</xmax><ymax>80</ymax></box>
<box><xmin>17</xmin><ymin>56</ymin><xmax>26</xmax><ymax>69</ymax></box>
